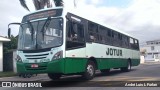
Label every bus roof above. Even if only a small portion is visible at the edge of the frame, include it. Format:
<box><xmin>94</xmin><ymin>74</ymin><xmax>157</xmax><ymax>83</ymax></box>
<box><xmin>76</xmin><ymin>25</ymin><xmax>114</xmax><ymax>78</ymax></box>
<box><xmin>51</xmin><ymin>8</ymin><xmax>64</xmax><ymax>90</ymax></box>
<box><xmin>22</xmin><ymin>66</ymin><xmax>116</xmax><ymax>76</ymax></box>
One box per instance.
<box><xmin>24</xmin><ymin>7</ymin><xmax>63</xmax><ymax>17</ymax></box>
<box><xmin>67</xmin><ymin>10</ymin><xmax>135</xmax><ymax>39</ymax></box>
<box><xmin>23</xmin><ymin>7</ymin><xmax>136</xmax><ymax>39</ymax></box>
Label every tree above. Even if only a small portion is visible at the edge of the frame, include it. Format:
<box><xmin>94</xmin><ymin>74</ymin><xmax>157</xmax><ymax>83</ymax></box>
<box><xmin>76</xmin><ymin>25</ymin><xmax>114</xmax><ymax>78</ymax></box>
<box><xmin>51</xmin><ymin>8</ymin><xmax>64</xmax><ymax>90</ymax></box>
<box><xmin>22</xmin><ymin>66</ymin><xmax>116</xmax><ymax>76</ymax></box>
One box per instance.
<box><xmin>3</xmin><ymin>35</ymin><xmax>18</xmax><ymax>53</ymax></box>
<box><xmin>19</xmin><ymin>0</ymin><xmax>63</xmax><ymax>11</ymax></box>
<box><xmin>54</xmin><ymin>0</ymin><xmax>63</xmax><ymax>6</ymax></box>
<box><xmin>19</xmin><ymin>0</ymin><xmax>30</xmax><ymax>11</ymax></box>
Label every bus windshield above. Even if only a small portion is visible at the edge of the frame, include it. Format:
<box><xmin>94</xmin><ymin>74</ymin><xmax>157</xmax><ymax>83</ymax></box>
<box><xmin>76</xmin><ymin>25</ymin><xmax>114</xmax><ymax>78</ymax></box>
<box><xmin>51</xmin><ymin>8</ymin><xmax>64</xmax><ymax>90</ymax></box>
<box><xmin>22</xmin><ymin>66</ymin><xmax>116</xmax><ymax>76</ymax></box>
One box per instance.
<box><xmin>18</xmin><ymin>18</ymin><xmax>63</xmax><ymax>50</ymax></box>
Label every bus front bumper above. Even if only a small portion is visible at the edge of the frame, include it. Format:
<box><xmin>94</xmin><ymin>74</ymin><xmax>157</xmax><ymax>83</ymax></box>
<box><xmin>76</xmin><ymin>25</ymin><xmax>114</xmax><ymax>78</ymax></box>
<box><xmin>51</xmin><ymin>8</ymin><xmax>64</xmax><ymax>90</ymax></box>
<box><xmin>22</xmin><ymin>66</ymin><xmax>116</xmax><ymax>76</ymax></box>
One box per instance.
<box><xmin>16</xmin><ymin>59</ymin><xmax>65</xmax><ymax>74</ymax></box>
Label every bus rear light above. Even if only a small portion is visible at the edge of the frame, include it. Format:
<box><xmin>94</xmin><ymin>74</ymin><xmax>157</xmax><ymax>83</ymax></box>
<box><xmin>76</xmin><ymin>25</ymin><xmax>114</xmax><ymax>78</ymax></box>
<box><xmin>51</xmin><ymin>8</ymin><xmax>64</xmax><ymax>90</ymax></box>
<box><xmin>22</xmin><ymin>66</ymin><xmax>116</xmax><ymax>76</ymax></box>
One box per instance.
<box><xmin>52</xmin><ymin>51</ymin><xmax>63</xmax><ymax>60</ymax></box>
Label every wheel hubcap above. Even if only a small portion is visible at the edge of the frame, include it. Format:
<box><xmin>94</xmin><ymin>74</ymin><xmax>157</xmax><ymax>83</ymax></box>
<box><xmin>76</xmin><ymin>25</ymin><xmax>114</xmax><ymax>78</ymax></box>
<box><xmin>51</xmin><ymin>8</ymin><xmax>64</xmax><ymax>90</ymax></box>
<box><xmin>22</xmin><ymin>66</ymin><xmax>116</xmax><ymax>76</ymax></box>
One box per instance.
<box><xmin>87</xmin><ymin>65</ymin><xmax>94</xmax><ymax>76</ymax></box>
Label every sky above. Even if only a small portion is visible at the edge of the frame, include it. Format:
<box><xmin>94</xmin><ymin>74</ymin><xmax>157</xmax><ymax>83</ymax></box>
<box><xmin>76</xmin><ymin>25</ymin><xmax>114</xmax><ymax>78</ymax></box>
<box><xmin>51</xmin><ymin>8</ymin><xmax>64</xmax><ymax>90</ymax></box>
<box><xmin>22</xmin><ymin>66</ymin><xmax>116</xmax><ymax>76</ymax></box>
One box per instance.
<box><xmin>1</xmin><ymin>0</ymin><xmax>160</xmax><ymax>43</ymax></box>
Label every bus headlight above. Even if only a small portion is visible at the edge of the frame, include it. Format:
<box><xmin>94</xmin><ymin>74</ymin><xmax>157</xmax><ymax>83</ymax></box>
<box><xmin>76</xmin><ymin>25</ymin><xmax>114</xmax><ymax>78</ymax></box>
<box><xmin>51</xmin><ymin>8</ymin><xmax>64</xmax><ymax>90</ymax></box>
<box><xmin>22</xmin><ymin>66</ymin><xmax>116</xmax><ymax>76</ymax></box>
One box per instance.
<box><xmin>52</xmin><ymin>51</ymin><xmax>63</xmax><ymax>60</ymax></box>
<box><xmin>16</xmin><ymin>55</ymin><xmax>22</xmax><ymax>62</ymax></box>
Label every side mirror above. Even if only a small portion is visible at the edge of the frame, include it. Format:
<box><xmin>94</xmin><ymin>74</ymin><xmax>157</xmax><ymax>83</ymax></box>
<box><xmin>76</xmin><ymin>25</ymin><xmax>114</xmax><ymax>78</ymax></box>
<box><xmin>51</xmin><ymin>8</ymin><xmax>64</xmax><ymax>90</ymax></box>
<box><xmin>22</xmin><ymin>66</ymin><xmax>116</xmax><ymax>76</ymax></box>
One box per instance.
<box><xmin>8</xmin><ymin>28</ymin><xmax>11</xmax><ymax>38</ymax></box>
<box><xmin>8</xmin><ymin>22</ymin><xmax>21</xmax><ymax>38</ymax></box>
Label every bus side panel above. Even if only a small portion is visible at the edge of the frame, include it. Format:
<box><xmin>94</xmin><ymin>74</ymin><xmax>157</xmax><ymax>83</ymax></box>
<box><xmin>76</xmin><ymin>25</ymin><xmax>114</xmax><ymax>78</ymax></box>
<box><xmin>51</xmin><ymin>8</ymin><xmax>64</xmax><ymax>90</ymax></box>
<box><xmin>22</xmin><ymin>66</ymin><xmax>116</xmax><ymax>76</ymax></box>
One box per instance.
<box><xmin>131</xmin><ymin>50</ymin><xmax>140</xmax><ymax>66</ymax></box>
<box><xmin>65</xmin><ymin>48</ymin><xmax>87</xmax><ymax>74</ymax></box>
<box><xmin>86</xmin><ymin>43</ymin><xmax>129</xmax><ymax>69</ymax></box>
<box><xmin>97</xmin><ymin>58</ymin><xmax>128</xmax><ymax>69</ymax></box>
<box><xmin>47</xmin><ymin>59</ymin><xmax>65</xmax><ymax>73</ymax></box>
<box><xmin>131</xmin><ymin>59</ymin><xmax>140</xmax><ymax>66</ymax></box>
<box><xmin>85</xmin><ymin>43</ymin><xmax>140</xmax><ymax>70</ymax></box>
<box><xmin>64</xmin><ymin>58</ymin><xmax>87</xmax><ymax>74</ymax></box>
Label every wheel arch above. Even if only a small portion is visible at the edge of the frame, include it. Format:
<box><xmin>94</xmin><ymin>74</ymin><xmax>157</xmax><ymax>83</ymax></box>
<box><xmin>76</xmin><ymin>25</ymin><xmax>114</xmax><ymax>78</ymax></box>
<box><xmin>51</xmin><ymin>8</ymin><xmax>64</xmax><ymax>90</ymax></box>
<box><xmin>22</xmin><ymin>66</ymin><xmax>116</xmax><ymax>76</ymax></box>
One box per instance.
<box><xmin>88</xmin><ymin>57</ymin><xmax>98</xmax><ymax>70</ymax></box>
<box><xmin>128</xmin><ymin>58</ymin><xmax>132</xmax><ymax>66</ymax></box>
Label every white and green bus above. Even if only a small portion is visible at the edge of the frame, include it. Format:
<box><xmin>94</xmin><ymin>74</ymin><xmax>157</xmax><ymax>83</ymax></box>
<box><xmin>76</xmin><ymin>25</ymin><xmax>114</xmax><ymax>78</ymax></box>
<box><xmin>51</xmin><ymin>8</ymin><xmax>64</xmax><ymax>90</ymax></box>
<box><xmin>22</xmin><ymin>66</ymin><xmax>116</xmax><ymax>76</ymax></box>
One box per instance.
<box><xmin>8</xmin><ymin>7</ymin><xmax>140</xmax><ymax>80</ymax></box>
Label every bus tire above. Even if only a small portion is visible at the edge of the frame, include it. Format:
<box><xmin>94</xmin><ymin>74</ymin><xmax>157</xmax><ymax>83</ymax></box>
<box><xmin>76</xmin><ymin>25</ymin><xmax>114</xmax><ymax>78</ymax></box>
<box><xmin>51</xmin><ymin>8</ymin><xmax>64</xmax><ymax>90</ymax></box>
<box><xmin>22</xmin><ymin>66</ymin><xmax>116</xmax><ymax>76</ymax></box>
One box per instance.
<box><xmin>82</xmin><ymin>61</ymin><xmax>95</xmax><ymax>80</ymax></box>
<box><xmin>101</xmin><ymin>69</ymin><xmax>110</xmax><ymax>73</ymax></box>
<box><xmin>22</xmin><ymin>74</ymin><xmax>27</xmax><ymax>78</ymax></box>
<box><xmin>48</xmin><ymin>73</ymin><xmax>61</xmax><ymax>80</ymax></box>
<box><xmin>121</xmin><ymin>60</ymin><xmax>131</xmax><ymax>72</ymax></box>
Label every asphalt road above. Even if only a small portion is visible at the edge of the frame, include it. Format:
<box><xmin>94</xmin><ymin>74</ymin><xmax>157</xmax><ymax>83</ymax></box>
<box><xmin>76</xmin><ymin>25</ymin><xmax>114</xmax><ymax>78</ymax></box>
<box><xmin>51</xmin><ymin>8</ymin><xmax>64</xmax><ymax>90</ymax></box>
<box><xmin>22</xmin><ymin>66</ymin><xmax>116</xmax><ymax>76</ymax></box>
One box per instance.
<box><xmin>0</xmin><ymin>62</ymin><xmax>160</xmax><ymax>90</ymax></box>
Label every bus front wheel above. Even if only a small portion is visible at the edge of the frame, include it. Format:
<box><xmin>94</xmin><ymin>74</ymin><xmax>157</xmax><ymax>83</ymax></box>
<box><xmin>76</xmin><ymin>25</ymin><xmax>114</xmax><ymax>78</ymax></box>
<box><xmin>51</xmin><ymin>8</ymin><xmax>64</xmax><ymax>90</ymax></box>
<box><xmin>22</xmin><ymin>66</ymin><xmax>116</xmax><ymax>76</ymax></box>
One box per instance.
<box><xmin>48</xmin><ymin>73</ymin><xmax>61</xmax><ymax>80</ymax></box>
<box><xmin>120</xmin><ymin>60</ymin><xmax>131</xmax><ymax>72</ymax></box>
<box><xmin>82</xmin><ymin>61</ymin><xmax>95</xmax><ymax>80</ymax></box>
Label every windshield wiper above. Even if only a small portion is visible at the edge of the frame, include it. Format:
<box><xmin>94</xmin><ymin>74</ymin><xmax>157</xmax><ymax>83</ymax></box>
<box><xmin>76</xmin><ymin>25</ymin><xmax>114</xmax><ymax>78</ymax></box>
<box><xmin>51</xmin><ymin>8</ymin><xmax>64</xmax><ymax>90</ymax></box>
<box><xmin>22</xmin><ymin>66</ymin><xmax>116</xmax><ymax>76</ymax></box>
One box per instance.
<box><xmin>41</xmin><ymin>17</ymin><xmax>51</xmax><ymax>40</ymax></box>
<box><xmin>27</xmin><ymin>21</ymin><xmax>34</xmax><ymax>41</ymax></box>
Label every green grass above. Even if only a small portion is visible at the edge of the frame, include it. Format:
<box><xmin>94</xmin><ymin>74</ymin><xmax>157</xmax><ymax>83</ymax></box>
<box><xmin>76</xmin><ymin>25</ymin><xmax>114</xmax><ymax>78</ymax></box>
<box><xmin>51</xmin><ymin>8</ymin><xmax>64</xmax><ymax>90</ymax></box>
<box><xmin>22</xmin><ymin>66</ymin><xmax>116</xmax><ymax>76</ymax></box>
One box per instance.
<box><xmin>0</xmin><ymin>72</ymin><xmax>17</xmax><ymax>78</ymax></box>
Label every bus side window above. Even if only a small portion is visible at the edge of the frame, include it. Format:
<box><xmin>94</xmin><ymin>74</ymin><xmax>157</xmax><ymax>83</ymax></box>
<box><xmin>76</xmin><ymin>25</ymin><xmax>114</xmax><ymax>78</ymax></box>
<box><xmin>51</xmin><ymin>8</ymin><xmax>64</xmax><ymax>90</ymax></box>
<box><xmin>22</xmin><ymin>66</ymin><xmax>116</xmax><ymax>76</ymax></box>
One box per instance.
<box><xmin>88</xmin><ymin>22</ymin><xmax>98</xmax><ymax>42</ymax></box>
<box><xmin>112</xmin><ymin>31</ymin><xmax>114</xmax><ymax>38</ymax></box>
<box><xmin>66</xmin><ymin>20</ymin><xmax>85</xmax><ymax>49</ymax></box>
<box><xmin>98</xmin><ymin>26</ymin><xmax>106</xmax><ymax>44</ymax></box>
<box><xmin>122</xmin><ymin>35</ymin><xmax>129</xmax><ymax>48</ymax></box>
<box><xmin>130</xmin><ymin>38</ymin><xmax>134</xmax><ymax>44</ymax></box>
<box><xmin>134</xmin><ymin>39</ymin><xmax>139</xmax><ymax>50</ymax></box>
<box><xmin>67</xmin><ymin>21</ymin><xmax>77</xmax><ymax>41</ymax></box>
<box><xmin>107</xmin><ymin>29</ymin><xmax>111</xmax><ymax>37</ymax></box>
<box><xmin>130</xmin><ymin>38</ymin><xmax>136</xmax><ymax>50</ymax></box>
<box><xmin>77</xmin><ymin>24</ymin><xmax>85</xmax><ymax>41</ymax></box>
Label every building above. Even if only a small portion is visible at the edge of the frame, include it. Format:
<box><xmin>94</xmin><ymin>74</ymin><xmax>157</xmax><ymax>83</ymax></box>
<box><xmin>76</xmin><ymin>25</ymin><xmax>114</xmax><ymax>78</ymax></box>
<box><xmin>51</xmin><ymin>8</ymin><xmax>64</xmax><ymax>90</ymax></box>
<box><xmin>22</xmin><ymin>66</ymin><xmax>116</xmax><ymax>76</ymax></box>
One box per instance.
<box><xmin>140</xmin><ymin>40</ymin><xmax>160</xmax><ymax>62</ymax></box>
<box><xmin>0</xmin><ymin>36</ymin><xmax>10</xmax><ymax>72</ymax></box>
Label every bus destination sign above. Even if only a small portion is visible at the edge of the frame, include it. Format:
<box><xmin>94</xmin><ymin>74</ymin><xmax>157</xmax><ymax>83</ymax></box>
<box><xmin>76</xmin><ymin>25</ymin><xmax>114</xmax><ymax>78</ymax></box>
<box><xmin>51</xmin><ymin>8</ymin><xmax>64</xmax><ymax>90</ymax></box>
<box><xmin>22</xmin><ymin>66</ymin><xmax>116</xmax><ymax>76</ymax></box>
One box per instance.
<box><xmin>22</xmin><ymin>9</ymin><xmax>63</xmax><ymax>23</ymax></box>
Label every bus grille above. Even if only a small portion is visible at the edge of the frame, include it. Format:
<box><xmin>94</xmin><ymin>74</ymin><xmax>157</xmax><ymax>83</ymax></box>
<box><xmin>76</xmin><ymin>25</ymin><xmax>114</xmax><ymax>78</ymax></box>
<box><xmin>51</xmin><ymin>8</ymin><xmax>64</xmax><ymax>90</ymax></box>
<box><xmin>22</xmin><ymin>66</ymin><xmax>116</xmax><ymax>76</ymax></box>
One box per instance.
<box><xmin>25</xmin><ymin>53</ymin><xmax>49</xmax><ymax>60</ymax></box>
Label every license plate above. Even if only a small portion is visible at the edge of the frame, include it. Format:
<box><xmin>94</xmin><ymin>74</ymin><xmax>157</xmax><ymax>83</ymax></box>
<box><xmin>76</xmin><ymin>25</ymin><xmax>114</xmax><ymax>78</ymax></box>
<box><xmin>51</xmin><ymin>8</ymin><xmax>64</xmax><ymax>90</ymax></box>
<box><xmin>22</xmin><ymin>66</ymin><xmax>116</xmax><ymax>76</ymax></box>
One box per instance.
<box><xmin>31</xmin><ymin>64</ymin><xmax>38</xmax><ymax>68</ymax></box>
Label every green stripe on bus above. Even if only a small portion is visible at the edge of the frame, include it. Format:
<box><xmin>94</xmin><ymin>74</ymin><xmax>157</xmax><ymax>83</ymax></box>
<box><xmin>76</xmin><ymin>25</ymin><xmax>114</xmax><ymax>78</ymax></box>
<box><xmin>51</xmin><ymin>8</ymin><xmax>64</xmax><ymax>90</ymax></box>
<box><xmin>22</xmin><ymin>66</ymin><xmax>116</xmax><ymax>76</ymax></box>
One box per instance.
<box><xmin>16</xmin><ymin>58</ymin><xmax>140</xmax><ymax>74</ymax></box>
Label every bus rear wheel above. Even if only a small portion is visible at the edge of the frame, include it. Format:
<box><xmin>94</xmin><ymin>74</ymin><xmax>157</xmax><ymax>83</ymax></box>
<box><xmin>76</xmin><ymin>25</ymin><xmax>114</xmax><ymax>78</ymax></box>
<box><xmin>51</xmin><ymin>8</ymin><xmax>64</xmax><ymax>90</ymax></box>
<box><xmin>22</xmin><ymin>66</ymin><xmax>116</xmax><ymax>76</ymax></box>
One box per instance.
<box><xmin>120</xmin><ymin>60</ymin><xmax>131</xmax><ymax>72</ymax></box>
<box><xmin>82</xmin><ymin>61</ymin><xmax>95</xmax><ymax>80</ymax></box>
<box><xmin>48</xmin><ymin>73</ymin><xmax>61</xmax><ymax>80</ymax></box>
